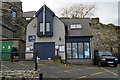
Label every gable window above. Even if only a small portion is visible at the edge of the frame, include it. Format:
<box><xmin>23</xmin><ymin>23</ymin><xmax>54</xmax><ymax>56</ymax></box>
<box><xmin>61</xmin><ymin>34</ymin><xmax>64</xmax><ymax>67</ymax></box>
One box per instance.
<box><xmin>12</xmin><ymin>11</ymin><xmax>16</xmax><ymax>18</ymax></box>
<box><xmin>40</xmin><ymin>23</ymin><xmax>43</xmax><ymax>32</ymax></box>
<box><xmin>46</xmin><ymin>23</ymin><xmax>50</xmax><ymax>32</ymax></box>
<box><xmin>70</xmin><ymin>24</ymin><xmax>82</xmax><ymax>29</ymax></box>
<box><xmin>40</xmin><ymin>23</ymin><xmax>50</xmax><ymax>32</ymax></box>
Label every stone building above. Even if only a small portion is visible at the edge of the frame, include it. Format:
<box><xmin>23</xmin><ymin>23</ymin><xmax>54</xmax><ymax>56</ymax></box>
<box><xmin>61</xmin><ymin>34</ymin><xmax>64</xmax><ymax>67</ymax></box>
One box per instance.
<box><xmin>91</xmin><ymin>18</ymin><xmax>119</xmax><ymax>54</ymax></box>
<box><xmin>0</xmin><ymin>1</ymin><xmax>26</xmax><ymax>59</ymax></box>
<box><xmin>1</xmin><ymin>1</ymin><xmax>25</xmax><ymax>40</ymax></box>
<box><xmin>116</xmin><ymin>26</ymin><xmax>120</xmax><ymax>53</ymax></box>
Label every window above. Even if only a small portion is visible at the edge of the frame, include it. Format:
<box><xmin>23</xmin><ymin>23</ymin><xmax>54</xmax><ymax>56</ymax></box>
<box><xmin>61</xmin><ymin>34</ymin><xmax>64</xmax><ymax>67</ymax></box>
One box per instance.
<box><xmin>40</xmin><ymin>23</ymin><xmax>50</xmax><ymax>32</ymax></box>
<box><xmin>84</xmin><ymin>42</ymin><xmax>90</xmax><ymax>59</ymax></box>
<box><xmin>71</xmin><ymin>25</ymin><xmax>76</xmax><ymax>28</ymax></box>
<box><xmin>72</xmin><ymin>43</ymin><xmax>78</xmax><ymax>59</ymax></box>
<box><xmin>70</xmin><ymin>24</ymin><xmax>82</xmax><ymax>29</ymax></box>
<box><xmin>66</xmin><ymin>42</ymin><xmax>90</xmax><ymax>59</ymax></box>
<box><xmin>46</xmin><ymin>23</ymin><xmax>50</xmax><ymax>32</ymax></box>
<box><xmin>77</xmin><ymin>25</ymin><xmax>82</xmax><ymax>28</ymax></box>
<box><xmin>12</xmin><ymin>11</ymin><xmax>16</xmax><ymax>18</ymax></box>
<box><xmin>40</xmin><ymin>23</ymin><xmax>43</xmax><ymax>32</ymax></box>
<box><xmin>78</xmin><ymin>43</ymin><xmax>83</xmax><ymax>58</ymax></box>
<box><xmin>66</xmin><ymin>43</ymin><xmax>71</xmax><ymax>59</ymax></box>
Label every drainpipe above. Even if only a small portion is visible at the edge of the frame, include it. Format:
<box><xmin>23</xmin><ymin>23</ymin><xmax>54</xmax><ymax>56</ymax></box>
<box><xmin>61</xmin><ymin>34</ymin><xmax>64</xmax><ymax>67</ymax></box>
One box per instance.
<box><xmin>43</xmin><ymin>4</ymin><xmax>45</xmax><ymax>35</ymax></box>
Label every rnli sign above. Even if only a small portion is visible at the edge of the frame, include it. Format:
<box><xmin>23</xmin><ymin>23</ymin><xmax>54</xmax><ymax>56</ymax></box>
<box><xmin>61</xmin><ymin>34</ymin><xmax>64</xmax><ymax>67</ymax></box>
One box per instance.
<box><xmin>28</xmin><ymin>35</ymin><xmax>36</xmax><ymax>42</ymax></box>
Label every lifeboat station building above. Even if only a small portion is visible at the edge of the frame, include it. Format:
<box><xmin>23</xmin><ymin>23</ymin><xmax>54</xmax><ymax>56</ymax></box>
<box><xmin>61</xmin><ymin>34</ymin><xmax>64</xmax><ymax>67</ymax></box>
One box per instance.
<box><xmin>26</xmin><ymin>5</ymin><xmax>93</xmax><ymax>64</ymax></box>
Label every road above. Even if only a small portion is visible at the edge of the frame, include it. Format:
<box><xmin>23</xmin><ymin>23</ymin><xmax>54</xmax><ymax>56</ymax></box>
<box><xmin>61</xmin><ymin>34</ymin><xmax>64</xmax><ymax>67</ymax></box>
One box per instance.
<box><xmin>1</xmin><ymin>60</ymin><xmax>119</xmax><ymax>80</ymax></box>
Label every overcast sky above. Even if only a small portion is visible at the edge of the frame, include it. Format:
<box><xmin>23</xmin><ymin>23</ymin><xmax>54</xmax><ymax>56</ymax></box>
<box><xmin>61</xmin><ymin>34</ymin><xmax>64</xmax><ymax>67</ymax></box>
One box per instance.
<box><xmin>21</xmin><ymin>0</ymin><xmax>119</xmax><ymax>25</ymax></box>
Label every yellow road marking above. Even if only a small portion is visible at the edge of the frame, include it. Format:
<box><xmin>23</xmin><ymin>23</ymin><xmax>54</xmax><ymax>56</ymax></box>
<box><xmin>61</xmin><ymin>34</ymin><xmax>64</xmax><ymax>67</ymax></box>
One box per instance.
<box><xmin>64</xmin><ymin>69</ymin><xmax>81</xmax><ymax>72</ymax></box>
<box><xmin>14</xmin><ymin>62</ymin><xmax>25</xmax><ymax>66</ymax></box>
<box><xmin>56</xmin><ymin>69</ymin><xmax>81</xmax><ymax>73</ymax></box>
<box><xmin>91</xmin><ymin>72</ymin><xmax>103</xmax><ymax>75</ymax></box>
<box><xmin>78</xmin><ymin>76</ymin><xmax>87</xmax><ymax>78</ymax></box>
<box><xmin>100</xmin><ymin>67</ymin><xmax>118</xmax><ymax>76</ymax></box>
<box><xmin>14</xmin><ymin>62</ymin><xmax>34</xmax><ymax>69</ymax></box>
<box><xmin>70</xmin><ymin>76</ymin><xmax>87</xmax><ymax>80</ymax></box>
<box><xmin>55</xmin><ymin>77</ymin><xmax>62</xmax><ymax>80</ymax></box>
<box><xmin>38</xmin><ymin>64</ymin><xmax>46</xmax><ymax>66</ymax></box>
<box><xmin>87</xmin><ymin>67</ymin><xmax>98</xmax><ymax>69</ymax></box>
<box><xmin>2</xmin><ymin>65</ymin><xmax>10</xmax><ymax>70</ymax></box>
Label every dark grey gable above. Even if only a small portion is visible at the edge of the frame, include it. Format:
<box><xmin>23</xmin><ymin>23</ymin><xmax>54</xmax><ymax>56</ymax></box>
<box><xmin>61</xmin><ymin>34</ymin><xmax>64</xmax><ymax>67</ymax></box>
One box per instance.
<box><xmin>35</xmin><ymin>5</ymin><xmax>55</xmax><ymax>37</ymax></box>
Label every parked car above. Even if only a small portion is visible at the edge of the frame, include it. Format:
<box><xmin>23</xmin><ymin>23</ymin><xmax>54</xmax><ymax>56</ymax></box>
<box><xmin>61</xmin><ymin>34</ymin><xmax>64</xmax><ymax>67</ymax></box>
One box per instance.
<box><xmin>117</xmin><ymin>54</ymin><xmax>120</xmax><ymax>64</ymax></box>
<box><xmin>93</xmin><ymin>50</ymin><xmax>118</xmax><ymax>67</ymax></box>
<box><xmin>113</xmin><ymin>54</ymin><xmax>120</xmax><ymax>64</ymax></box>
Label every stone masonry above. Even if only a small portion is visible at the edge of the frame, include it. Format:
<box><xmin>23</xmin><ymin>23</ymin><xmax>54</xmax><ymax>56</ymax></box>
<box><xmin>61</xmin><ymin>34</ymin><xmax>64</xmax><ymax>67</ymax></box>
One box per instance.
<box><xmin>0</xmin><ymin>70</ymin><xmax>41</xmax><ymax>79</ymax></box>
<box><xmin>91</xmin><ymin>18</ymin><xmax>119</xmax><ymax>54</ymax></box>
<box><xmin>2</xmin><ymin>2</ymin><xmax>25</xmax><ymax>40</ymax></box>
<box><xmin>116</xmin><ymin>26</ymin><xmax>120</xmax><ymax>53</ymax></box>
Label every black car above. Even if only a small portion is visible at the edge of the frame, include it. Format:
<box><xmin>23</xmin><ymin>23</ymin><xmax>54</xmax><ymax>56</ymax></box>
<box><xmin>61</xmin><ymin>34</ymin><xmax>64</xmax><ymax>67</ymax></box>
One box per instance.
<box><xmin>93</xmin><ymin>50</ymin><xmax>118</xmax><ymax>67</ymax></box>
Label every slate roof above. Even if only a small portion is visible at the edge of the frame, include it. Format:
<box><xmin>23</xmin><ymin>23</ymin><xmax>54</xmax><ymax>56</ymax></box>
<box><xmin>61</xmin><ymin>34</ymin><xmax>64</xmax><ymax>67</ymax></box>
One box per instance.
<box><xmin>35</xmin><ymin>5</ymin><xmax>55</xmax><ymax>17</ymax></box>
<box><xmin>60</xmin><ymin>18</ymin><xmax>93</xmax><ymax>37</ymax></box>
<box><xmin>0</xmin><ymin>0</ymin><xmax>21</xmax><ymax>2</ymax></box>
<box><xmin>23</xmin><ymin>11</ymin><xmax>36</xmax><ymax>18</ymax></box>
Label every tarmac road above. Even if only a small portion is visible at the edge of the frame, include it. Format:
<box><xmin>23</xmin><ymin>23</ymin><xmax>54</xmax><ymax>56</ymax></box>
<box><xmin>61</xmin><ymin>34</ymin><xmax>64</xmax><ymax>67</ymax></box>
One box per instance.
<box><xmin>1</xmin><ymin>60</ymin><xmax>119</xmax><ymax>80</ymax></box>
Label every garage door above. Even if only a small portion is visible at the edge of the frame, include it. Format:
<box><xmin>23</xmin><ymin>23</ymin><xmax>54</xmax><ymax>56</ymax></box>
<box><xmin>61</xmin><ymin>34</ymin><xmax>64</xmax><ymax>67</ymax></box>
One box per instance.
<box><xmin>34</xmin><ymin>42</ymin><xmax>55</xmax><ymax>60</ymax></box>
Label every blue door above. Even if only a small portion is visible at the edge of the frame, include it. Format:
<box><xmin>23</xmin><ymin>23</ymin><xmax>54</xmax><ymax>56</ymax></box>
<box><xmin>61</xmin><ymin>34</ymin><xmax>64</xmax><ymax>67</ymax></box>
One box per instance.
<box><xmin>34</xmin><ymin>42</ymin><xmax>55</xmax><ymax>60</ymax></box>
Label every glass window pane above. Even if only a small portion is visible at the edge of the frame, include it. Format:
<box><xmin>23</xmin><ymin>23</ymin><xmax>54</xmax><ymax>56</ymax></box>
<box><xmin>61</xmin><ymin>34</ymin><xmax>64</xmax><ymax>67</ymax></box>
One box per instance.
<box><xmin>77</xmin><ymin>25</ymin><xmax>82</xmax><ymax>28</ymax></box>
<box><xmin>84</xmin><ymin>42</ymin><xmax>90</xmax><ymax>58</ymax></box>
<box><xmin>72</xmin><ymin>43</ymin><xmax>78</xmax><ymax>59</ymax></box>
<box><xmin>46</xmin><ymin>23</ymin><xmax>50</xmax><ymax>32</ymax></box>
<box><xmin>12</xmin><ymin>11</ymin><xmax>16</xmax><ymax>18</ymax></box>
<box><xmin>71</xmin><ymin>25</ymin><xmax>76</xmax><ymax>29</ymax></box>
<box><xmin>66</xmin><ymin>43</ymin><xmax>71</xmax><ymax>59</ymax></box>
<box><xmin>78</xmin><ymin>43</ymin><xmax>83</xmax><ymax>58</ymax></box>
<box><xmin>40</xmin><ymin>23</ymin><xmax>43</xmax><ymax>32</ymax></box>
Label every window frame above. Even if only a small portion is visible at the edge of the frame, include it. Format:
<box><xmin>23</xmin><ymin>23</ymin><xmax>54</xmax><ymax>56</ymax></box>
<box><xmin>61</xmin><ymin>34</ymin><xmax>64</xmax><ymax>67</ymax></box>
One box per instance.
<box><xmin>40</xmin><ymin>23</ymin><xmax>43</xmax><ymax>32</ymax></box>
<box><xmin>66</xmin><ymin>42</ymin><xmax>90</xmax><ymax>59</ymax></box>
<box><xmin>39</xmin><ymin>22</ymin><xmax>50</xmax><ymax>33</ymax></box>
<box><xmin>70</xmin><ymin>24</ymin><xmax>82</xmax><ymax>29</ymax></box>
<box><xmin>12</xmin><ymin>11</ymin><xmax>16</xmax><ymax>18</ymax></box>
<box><xmin>46</xmin><ymin>23</ymin><xmax>50</xmax><ymax>32</ymax></box>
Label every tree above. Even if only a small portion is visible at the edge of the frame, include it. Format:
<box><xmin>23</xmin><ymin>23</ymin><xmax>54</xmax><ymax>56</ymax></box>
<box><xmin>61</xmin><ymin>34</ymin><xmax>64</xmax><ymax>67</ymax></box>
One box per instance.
<box><xmin>58</xmin><ymin>3</ymin><xmax>96</xmax><ymax>18</ymax></box>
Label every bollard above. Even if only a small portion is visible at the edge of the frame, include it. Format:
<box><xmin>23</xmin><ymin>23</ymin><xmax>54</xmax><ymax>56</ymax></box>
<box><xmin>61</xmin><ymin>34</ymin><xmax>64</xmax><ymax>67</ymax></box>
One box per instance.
<box><xmin>2</xmin><ymin>77</ymin><xmax>4</xmax><ymax>80</ymax></box>
<box><xmin>35</xmin><ymin>51</ymin><xmax>38</xmax><ymax>71</ymax></box>
<box><xmin>22</xmin><ymin>77</ymin><xmax>25</xmax><ymax>80</ymax></box>
<box><xmin>39</xmin><ymin>73</ymin><xmax>43</xmax><ymax>80</ymax></box>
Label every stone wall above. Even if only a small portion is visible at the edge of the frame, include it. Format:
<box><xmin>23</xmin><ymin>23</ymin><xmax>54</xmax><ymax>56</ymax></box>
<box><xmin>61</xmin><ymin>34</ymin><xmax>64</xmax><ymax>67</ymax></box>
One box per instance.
<box><xmin>1</xmin><ymin>70</ymin><xmax>41</xmax><ymax>79</ymax></box>
<box><xmin>2</xmin><ymin>2</ymin><xmax>25</xmax><ymax>40</ymax></box>
<box><xmin>91</xmin><ymin>18</ymin><xmax>119</xmax><ymax>54</ymax></box>
<box><xmin>116</xmin><ymin>26</ymin><xmax>120</xmax><ymax>53</ymax></box>
<box><xmin>2</xmin><ymin>26</ymin><xmax>14</xmax><ymax>38</ymax></box>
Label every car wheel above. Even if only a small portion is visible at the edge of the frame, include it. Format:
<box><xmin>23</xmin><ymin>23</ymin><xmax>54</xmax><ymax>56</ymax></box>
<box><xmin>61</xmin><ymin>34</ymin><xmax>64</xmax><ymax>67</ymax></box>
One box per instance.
<box><xmin>113</xmin><ymin>64</ymin><xmax>117</xmax><ymax>67</ymax></box>
<box><xmin>98</xmin><ymin>62</ymin><xmax>102</xmax><ymax>67</ymax></box>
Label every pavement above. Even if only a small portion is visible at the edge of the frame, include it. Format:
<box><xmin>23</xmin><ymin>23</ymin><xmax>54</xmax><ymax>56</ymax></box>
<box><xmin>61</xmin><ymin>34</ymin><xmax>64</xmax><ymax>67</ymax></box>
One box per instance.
<box><xmin>0</xmin><ymin>60</ymin><xmax>119</xmax><ymax>80</ymax></box>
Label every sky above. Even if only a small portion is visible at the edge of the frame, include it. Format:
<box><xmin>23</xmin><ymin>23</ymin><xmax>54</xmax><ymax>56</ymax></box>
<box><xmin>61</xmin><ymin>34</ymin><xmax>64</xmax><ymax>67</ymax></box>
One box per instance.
<box><xmin>21</xmin><ymin>0</ymin><xmax>119</xmax><ymax>26</ymax></box>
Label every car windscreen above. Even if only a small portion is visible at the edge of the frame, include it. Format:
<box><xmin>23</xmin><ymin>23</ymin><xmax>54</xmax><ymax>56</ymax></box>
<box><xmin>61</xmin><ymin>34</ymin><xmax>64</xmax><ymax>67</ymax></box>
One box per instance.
<box><xmin>99</xmin><ymin>51</ymin><xmax>112</xmax><ymax>56</ymax></box>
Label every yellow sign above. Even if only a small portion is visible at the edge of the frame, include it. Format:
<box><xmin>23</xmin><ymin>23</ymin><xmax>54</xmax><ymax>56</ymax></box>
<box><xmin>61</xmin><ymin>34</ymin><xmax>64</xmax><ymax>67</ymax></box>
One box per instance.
<box><xmin>8</xmin><ymin>46</ymin><xmax>10</xmax><ymax>49</ymax></box>
<box><xmin>3</xmin><ymin>46</ymin><xmax>5</xmax><ymax>49</ymax></box>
